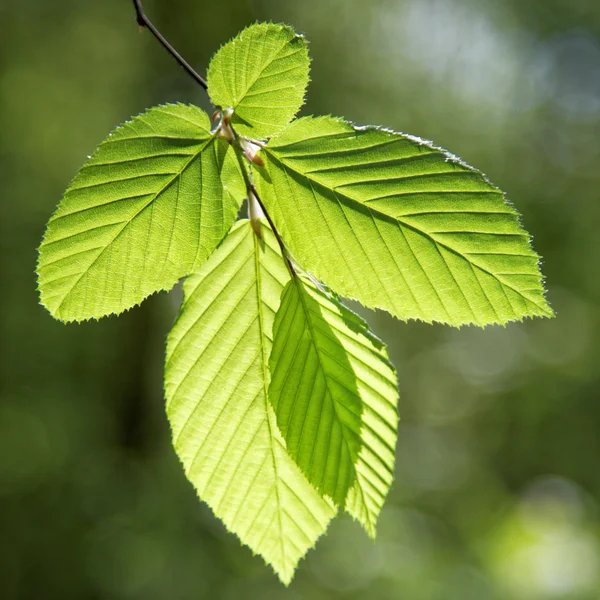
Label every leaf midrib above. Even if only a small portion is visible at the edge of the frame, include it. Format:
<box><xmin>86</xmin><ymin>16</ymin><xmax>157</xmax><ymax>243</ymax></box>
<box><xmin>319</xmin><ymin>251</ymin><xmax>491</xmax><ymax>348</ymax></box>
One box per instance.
<box><xmin>298</xmin><ymin>282</ymin><xmax>393</xmax><ymax>529</ymax></box>
<box><xmin>253</xmin><ymin>233</ymin><xmax>288</xmax><ymax>573</ymax></box>
<box><xmin>293</xmin><ymin>277</ymin><xmax>361</xmax><ymax>502</ymax></box>
<box><xmin>237</xmin><ymin>39</ymin><xmax>303</xmax><ymax>110</ymax></box>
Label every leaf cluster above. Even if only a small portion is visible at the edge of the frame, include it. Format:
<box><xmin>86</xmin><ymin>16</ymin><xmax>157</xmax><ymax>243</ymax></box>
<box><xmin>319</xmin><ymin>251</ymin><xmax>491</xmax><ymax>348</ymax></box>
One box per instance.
<box><xmin>36</xmin><ymin>22</ymin><xmax>552</xmax><ymax>583</ymax></box>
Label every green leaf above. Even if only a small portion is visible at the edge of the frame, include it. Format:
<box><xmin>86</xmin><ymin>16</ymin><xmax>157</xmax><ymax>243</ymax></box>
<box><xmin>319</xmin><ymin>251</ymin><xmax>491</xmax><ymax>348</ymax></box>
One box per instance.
<box><xmin>269</xmin><ymin>274</ymin><xmax>398</xmax><ymax>537</ymax></box>
<box><xmin>165</xmin><ymin>220</ymin><xmax>335</xmax><ymax>584</ymax></box>
<box><xmin>37</xmin><ymin>104</ymin><xmax>244</xmax><ymax>322</ymax></box>
<box><xmin>207</xmin><ymin>22</ymin><xmax>310</xmax><ymax>139</ymax></box>
<box><xmin>256</xmin><ymin>116</ymin><xmax>553</xmax><ymax>326</ymax></box>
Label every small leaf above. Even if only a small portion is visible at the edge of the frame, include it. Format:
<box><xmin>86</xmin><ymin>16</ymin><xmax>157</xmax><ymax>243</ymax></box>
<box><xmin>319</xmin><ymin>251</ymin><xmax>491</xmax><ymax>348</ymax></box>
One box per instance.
<box><xmin>37</xmin><ymin>104</ymin><xmax>244</xmax><ymax>322</ymax></box>
<box><xmin>269</xmin><ymin>274</ymin><xmax>398</xmax><ymax>537</ymax></box>
<box><xmin>207</xmin><ymin>22</ymin><xmax>310</xmax><ymax>139</ymax></box>
<box><xmin>256</xmin><ymin>116</ymin><xmax>553</xmax><ymax>326</ymax></box>
<box><xmin>165</xmin><ymin>220</ymin><xmax>335</xmax><ymax>584</ymax></box>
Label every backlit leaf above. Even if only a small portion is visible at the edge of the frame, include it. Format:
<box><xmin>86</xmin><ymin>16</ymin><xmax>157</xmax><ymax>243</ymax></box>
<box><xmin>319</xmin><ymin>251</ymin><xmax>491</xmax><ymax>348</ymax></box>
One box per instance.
<box><xmin>269</xmin><ymin>274</ymin><xmax>398</xmax><ymax>536</ymax></box>
<box><xmin>207</xmin><ymin>22</ymin><xmax>310</xmax><ymax>139</ymax></box>
<box><xmin>256</xmin><ymin>116</ymin><xmax>553</xmax><ymax>326</ymax></box>
<box><xmin>37</xmin><ymin>103</ymin><xmax>244</xmax><ymax>322</ymax></box>
<box><xmin>165</xmin><ymin>220</ymin><xmax>335</xmax><ymax>584</ymax></box>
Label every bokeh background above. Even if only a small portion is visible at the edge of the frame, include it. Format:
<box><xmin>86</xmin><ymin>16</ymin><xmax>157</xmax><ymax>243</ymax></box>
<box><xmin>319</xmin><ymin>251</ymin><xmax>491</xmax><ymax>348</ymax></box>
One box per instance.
<box><xmin>1</xmin><ymin>0</ymin><xmax>599</xmax><ymax>598</ymax></box>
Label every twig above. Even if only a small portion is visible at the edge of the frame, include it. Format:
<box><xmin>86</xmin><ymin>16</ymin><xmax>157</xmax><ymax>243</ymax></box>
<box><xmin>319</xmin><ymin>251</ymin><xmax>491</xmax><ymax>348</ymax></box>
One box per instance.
<box><xmin>132</xmin><ymin>0</ymin><xmax>208</xmax><ymax>90</ymax></box>
<box><xmin>229</xmin><ymin>140</ymin><xmax>296</xmax><ymax>276</ymax></box>
<box><xmin>250</xmin><ymin>183</ymin><xmax>297</xmax><ymax>277</ymax></box>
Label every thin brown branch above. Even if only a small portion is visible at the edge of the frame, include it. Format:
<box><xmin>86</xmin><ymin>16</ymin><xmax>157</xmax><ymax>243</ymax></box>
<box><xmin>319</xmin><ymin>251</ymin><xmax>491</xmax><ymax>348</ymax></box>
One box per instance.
<box><xmin>132</xmin><ymin>0</ymin><xmax>208</xmax><ymax>90</ymax></box>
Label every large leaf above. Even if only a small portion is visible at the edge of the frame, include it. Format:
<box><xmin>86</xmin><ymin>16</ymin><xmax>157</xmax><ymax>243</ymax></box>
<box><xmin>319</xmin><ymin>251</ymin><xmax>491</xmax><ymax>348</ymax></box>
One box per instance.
<box><xmin>256</xmin><ymin>116</ymin><xmax>553</xmax><ymax>326</ymax></box>
<box><xmin>165</xmin><ymin>220</ymin><xmax>335</xmax><ymax>584</ymax></box>
<box><xmin>269</xmin><ymin>274</ymin><xmax>398</xmax><ymax>537</ymax></box>
<box><xmin>207</xmin><ymin>22</ymin><xmax>310</xmax><ymax>139</ymax></box>
<box><xmin>37</xmin><ymin>103</ymin><xmax>244</xmax><ymax>322</ymax></box>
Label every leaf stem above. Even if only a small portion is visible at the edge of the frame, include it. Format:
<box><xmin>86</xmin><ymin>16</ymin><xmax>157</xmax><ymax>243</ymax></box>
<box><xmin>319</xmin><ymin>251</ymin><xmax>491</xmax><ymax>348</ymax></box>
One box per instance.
<box><xmin>132</xmin><ymin>0</ymin><xmax>208</xmax><ymax>91</ymax></box>
<box><xmin>251</xmin><ymin>182</ymin><xmax>297</xmax><ymax>277</ymax></box>
<box><xmin>231</xmin><ymin>141</ymin><xmax>296</xmax><ymax>277</ymax></box>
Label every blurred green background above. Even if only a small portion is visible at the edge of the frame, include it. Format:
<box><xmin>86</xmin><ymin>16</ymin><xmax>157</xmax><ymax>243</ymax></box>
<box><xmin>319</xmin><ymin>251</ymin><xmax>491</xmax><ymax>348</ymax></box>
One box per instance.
<box><xmin>1</xmin><ymin>0</ymin><xmax>599</xmax><ymax>598</ymax></box>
